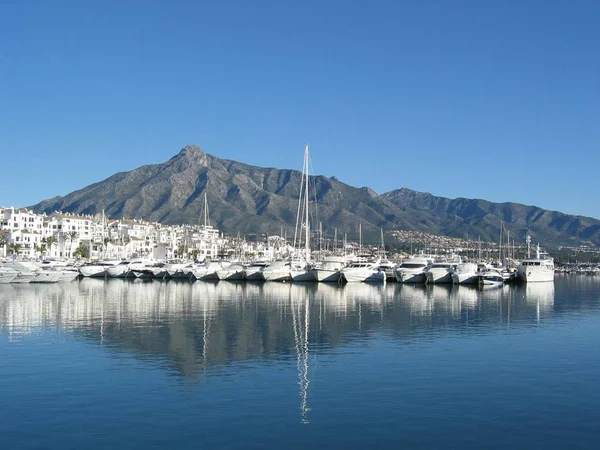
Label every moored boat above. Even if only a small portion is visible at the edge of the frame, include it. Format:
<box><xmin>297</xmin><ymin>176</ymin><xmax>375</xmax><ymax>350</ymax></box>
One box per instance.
<box><xmin>340</xmin><ymin>258</ymin><xmax>385</xmax><ymax>283</ymax></box>
<box><xmin>394</xmin><ymin>256</ymin><xmax>433</xmax><ymax>283</ymax></box>
<box><xmin>310</xmin><ymin>256</ymin><xmax>346</xmax><ymax>283</ymax></box>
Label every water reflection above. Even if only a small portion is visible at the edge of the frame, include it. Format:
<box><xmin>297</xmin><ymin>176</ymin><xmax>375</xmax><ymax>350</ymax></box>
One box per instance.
<box><xmin>0</xmin><ymin>279</ymin><xmax>594</xmax><ymax>377</ymax></box>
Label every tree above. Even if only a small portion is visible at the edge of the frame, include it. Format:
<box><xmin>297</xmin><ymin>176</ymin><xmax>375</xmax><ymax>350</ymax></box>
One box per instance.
<box><xmin>8</xmin><ymin>243</ymin><xmax>22</xmax><ymax>256</ymax></box>
<box><xmin>67</xmin><ymin>231</ymin><xmax>79</xmax><ymax>257</ymax></box>
<box><xmin>45</xmin><ymin>235</ymin><xmax>58</xmax><ymax>256</ymax></box>
<box><xmin>73</xmin><ymin>243</ymin><xmax>89</xmax><ymax>259</ymax></box>
<box><xmin>102</xmin><ymin>236</ymin><xmax>111</xmax><ymax>258</ymax></box>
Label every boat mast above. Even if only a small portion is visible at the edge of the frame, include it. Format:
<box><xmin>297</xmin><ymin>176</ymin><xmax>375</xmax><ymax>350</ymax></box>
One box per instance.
<box><xmin>359</xmin><ymin>223</ymin><xmax>362</xmax><ymax>255</ymax></box>
<box><xmin>499</xmin><ymin>221</ymin><xmax>503</xmax><ymax>264</ymax></box>
<box><xmin>203</xmin><ymin>192</ymin><xmax>210</xmax><ymax>228</ymax></box>
<box><xmin>304</xmin><ymin>144</ymin><xmax>310</xmax><ymax>263</ymax></box>
<box><xmin>319</xmin><ymin>222</ymin><xmax>322</xmax><ymax>254</ymax></box>
<box><xmin>334</xmin><ymin>228</ymin><xmax>338</xmax><ymax>253</ymax></box>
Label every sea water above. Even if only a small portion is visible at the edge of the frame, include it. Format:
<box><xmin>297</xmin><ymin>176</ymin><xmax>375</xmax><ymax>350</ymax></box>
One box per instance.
<box><xmin>1</xmin><ymin>275</ymin><xmax>599</xmax><ymax>449</ymax></box>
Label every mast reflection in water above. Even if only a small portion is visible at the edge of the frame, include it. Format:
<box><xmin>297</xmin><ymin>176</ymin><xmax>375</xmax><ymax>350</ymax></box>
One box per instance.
<box><xmin>1</xmin><ymin>276</ymin><xmax>600</xmax><ymax>449</ymax></box>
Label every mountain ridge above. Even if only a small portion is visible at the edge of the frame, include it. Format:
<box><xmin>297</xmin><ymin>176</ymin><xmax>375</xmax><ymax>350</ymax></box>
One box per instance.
<box><xmin>29</xmin><ymin>144</ymin><xmax>600</xmax><ymax>246</ymax></box>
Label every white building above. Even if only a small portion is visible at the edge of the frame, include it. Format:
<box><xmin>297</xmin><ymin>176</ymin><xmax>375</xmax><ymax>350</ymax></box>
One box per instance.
<box><xmin>0</xmin><ymin>207</ymin><xmax>229</xmax><ymax>262</ymax></box>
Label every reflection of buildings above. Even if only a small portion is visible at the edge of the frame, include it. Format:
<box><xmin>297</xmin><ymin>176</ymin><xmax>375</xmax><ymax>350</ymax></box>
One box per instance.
<box><xmin>0</xmin><ymin>279</ymin><xmax>563</xmax><ymax>375</ymax></box>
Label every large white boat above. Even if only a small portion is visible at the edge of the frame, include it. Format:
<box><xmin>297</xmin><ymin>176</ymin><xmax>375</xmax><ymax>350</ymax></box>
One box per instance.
<box><xmin>106</xmin><ymin>261</ymin><xmax>133</xmax><ymax>278</ymax></box>
<box><xmin>243</xmin><ymin>261</ymin><xmax>269</xmax><ymax>281</ymax></box>
<box><xmin>340</xmin><ymin>258</ymin><xmax>385</xmax><ymax>283</ymax></box>
<box><xmin>291</xmin><ymin>259</ymin><xmax>316</xmax><ymax>282</ymax></box>
<box><xmin>310</xmin><ymin>256</ymin><xmax>346</xmax><ymax>283</ymax></box>
<box><xmin>3</xmin><ymin>260</ymin><xmax>61</xmax><ymax>283</ymax></box>
<box><xmin>451</xmin><ymin>262</ymin><xmax>479</xmax><ymax>284</ymax></box>
<box><xmin>193</xmin><ymin>261</ymin><xmax>223</xmax><ymax>281</ymax></box>
<box><xmin>36</xmin><ymin>260</ymin><xmax>80</xmax><ymax>282</ymax></box>
<box><xmin>262</xmin><ymin>260</ymin><xmax>292</xmax><ymax>282</ymax></box>
<box><xmin>128</xmin><ymin>260</ymin><xmax>166</xmax><ymax>279</ymax></box>
<box><xmin>379</xmin><ymin>259</ymin><xmax>397</xmax><ymax>282</ymax></box>
<box><xmin>517</xmin><ymin>238</ymin><xmax>554</xmax><ymax>283</ymax></box>
<box><xmin>79</xmin><ymin>260</ymin><xmax>120</xmax><ymax>278</ymax></box>
<box><xmin>425</xmin><ymin>257</ymin><xmax>461</xmax><ymax>284</ymax></box>
<box><xmin>0</xmin><ymin>267</ymin><xmax>18</xmax><ymax>283</ymax></box>
<box><xmin>217</xmin><ymin>263</ymin><xmax>246</xmax><ymax>281</ymax></box>
<box><xmin>478</xmin><ymin>267</ymin><xmax>505</xmax><ymax>286</ymax></box>
<box><xmin>394</xmin><ymin>256</ymin><xmax>433</xmax><ymax>283</ymax></box>
<box><xmin>163</xmin><ymin>261</ymin><xmax>194</xmax><ymax>279</ymax></box>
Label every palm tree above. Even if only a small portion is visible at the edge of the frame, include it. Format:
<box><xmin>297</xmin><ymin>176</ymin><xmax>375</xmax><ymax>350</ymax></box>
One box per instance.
<box><xmin>102</xmin><ymin>236</ymin><xmax>111</xmax><ymax>258</ymax></box>
<box><xmin>8</xmin><ymin>243</ymin><xmax>22</xmax><ymax>256</ymax></box>
<box><xmin>45</xmin><ymin>235</ymin><xmax>58</xmax><ymax>257</ymax></box>
<box><xmin>73</xmin><ymin>243</ymin><xmax>88</xmax><ymax>259</ymax></box>
<box><xmin>67</xmin><ymin>231</ymin><xmax>79</xmax><ymax>257</ymax></box>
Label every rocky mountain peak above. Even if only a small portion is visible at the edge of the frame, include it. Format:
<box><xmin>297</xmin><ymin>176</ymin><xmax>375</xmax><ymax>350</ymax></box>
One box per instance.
<box><xmin>178</xmin><ymin>144</ymin><xmax>208</xmax><ymax>167</ymax></box>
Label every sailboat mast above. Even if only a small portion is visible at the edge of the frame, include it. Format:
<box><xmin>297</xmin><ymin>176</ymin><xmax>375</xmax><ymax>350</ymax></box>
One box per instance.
<box><xmin>334</xmin><ymin>228</ymin><xmax>337</xmax><ymax>253</ymax></box>
<box><xmin>359</xmin><ymin>223</ymin><xmax>362</xmax><ymax>254</ymax></box>
<box><xmin>499</xmin><ymin>221</ymin><xmax>503</xmax><ymax>263</ymax></box>
<box><xmin>304</xmin><ymin>144</ymin><xmax>310</xmax><ymax>263</ymax></box>
<box><xmin>204</xmin><ymin>192</ymin><xmax>210</xmax><ymax>227</ymax></box>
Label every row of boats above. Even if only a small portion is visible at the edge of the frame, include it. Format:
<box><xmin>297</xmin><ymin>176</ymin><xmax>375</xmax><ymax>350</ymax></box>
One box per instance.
<box><xmin>0</xmin><ymin>245</ymin><xmax>554</xmax><ymax>285</ymax></box>
<box><xmin>0</xmin><ymin>260</ymin><xmax>80</xmax><ymax>284</ymax></box>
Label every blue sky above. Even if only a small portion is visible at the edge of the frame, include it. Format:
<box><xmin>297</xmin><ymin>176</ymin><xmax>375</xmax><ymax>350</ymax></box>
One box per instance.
<box><xmin>1</xmin><ymin>0</ymin><xmax>599</xmax><ymax>218</ymax></box>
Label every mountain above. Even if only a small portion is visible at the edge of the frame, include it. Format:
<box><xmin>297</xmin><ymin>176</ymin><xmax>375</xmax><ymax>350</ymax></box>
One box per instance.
<box><xmin>30</xmin><ymin>144</ymin><xmax>600</xmax><ymax>246</ymax></box>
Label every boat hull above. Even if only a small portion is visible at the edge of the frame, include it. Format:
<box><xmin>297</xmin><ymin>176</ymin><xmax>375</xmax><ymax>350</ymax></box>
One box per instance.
<box><xmin>517</xmin><ymin>268</ymin><xmax>554</xmax><ymax>283</ymax></box>
<box><xmin>342</xmin><ymin>270</ymin><xmax>386</xmax><ymax>283</ymax></box>
<box><xmin>312</xmin><ymin>269</ymin><xmax>341</xmax><ymax>283</ymax></box>
<box><xmin>395</xmin><ymin>271</ymin><xmax>426</xmax><ymax>283</ymax></box>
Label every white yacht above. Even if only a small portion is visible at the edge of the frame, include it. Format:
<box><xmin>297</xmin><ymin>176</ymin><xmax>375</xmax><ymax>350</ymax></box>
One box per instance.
<box><xmin>478</xmin><ymin>267</ymin><xmax>505</xmax><ymax>286</ymax></box>
<box><xmin>340</xmin><ymin>258</ymin><xmax>385</xmax><ymax>283</ymax></box>
<box><xmin>79</xmin><ymin>260</ymin><xmax>120</xmax><ymax>278</ymax></box>
<box><xmin>193</xmin><ymin>261</ymin><xmax>223</xmax><ymax>281</ymax></box>
<box><xmin>163</xmin><ymin>261</ymin><xmax>194</xmax><ymax>279</ymax></box>
<box><xmin>217</xmin><ymin>263</ymin><xmax>246</xmax><ymax>281</ymax></box>
<box><xmin>54</xmin><ymin>268</ymin><xmax>80</xmax><ymax>282</ymax></box>
<box><xmin>451</xmin><ymin>262</ymin><xmax>479</xmax><ymax>285</ymax></box>
<box><xmin>36</xmin><ymin>260</ymin><xmax>80</xmax><ymax>282</ymax></box>
<box><xmin>289</xmin><ymin>255</ymin><xmax>315</xmax><ymax>282</ymax></box>
<box><xmin>243</xmin><ymin>261</ymin><xmax>269</xmax><ymax>281</ymax></box>
<box><xmin>425</xmin><ymin>258</ymin><xmax>461</xmax><ymax>284</ymax></box>
<box><xmin>394</xmin><ymin>256</ymin><xmax>433</xmax><ymax>283</ymax></box>
<box><xmin>3</xmin><ymin>260</ymin><xmax>61</xmax><ymax>283</ymax></box>
<box><xmin>106</xmin><ymin>261</ymin><xmax>133</xmax><ymax>278</ymax></box>
<box><xmin>517</xmin><ymin>241</ymin><xmax>554</xmax><ymax>283</ymax></box>
<box><xmin>262</xmin><ymin>260</ymin><xmax>292</xmax><ymax>282</ymax></box>
<box><xmin>128</xmin><ymin>260</ymin><xmax>165</xmax><ymax>279</ymax></box>
<box><xmin>379</xmin><ymin>259</ymin><xmax>398</xmax><ymax>281</ymax></box>
<box><xmin>310</xmin><ymin>256</ymin><xmax>346</xmax><ymax>283</ymax></box>
<box><xmin>0</xmin><ymin>267</ymin><xmax>18</xmax><ymax>283</ymax></box>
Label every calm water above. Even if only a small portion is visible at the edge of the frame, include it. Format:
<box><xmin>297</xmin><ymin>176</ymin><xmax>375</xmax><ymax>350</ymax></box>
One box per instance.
<box><xmin>1</xmin><ymin>276</ymin><xmax>599</xmax><ymax>449</ymax></box>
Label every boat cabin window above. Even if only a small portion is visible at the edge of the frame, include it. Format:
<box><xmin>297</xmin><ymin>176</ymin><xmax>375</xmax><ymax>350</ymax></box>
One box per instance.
<box><xmin>400</xmin><ymin>263</ymin><xmax>426</xmax><ymax>268</ymax></box>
